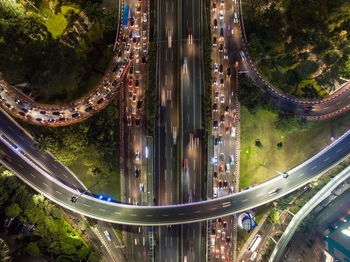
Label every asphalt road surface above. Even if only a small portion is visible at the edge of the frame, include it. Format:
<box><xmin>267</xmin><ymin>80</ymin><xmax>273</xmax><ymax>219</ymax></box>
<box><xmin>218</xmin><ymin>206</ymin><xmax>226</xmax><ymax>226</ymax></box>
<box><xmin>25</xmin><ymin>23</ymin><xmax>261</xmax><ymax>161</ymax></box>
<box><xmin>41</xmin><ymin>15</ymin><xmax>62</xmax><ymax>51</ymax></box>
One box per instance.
<box><xmin>1</xmin><ymin>113</ymin><xmax>349</xmax><ymax>226</ymax></box>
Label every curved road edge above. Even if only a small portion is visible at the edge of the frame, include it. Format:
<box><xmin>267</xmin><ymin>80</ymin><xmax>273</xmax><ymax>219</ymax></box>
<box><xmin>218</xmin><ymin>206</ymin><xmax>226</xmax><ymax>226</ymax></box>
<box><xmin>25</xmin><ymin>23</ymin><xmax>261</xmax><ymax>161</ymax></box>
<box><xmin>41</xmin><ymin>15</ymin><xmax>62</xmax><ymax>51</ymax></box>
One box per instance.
<box><xmin>268</xmin><ymin>166</ymin><xmax>350</xmax><ymax>262</ymax></box>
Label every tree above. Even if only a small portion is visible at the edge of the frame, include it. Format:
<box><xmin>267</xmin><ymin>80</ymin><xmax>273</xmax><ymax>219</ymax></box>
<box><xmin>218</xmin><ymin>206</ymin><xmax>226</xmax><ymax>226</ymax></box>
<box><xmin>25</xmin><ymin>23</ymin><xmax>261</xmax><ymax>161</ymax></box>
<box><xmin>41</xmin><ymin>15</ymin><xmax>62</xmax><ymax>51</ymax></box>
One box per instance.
<box><xmin>25</xmin><ymin>242</ymin><xmax>41</xmax><ymax>257</ymax></box>
<box><xmin>5</xmin><ymin>203</ymin><xmax>22</xmax><ymax>218</ymax></box>
<box><xmin>87</xmin><ymin>251</ymin><xmax>102</xmax><ymax>262</ymax></box>
<box><xmin>277</xmin><ymin>142</ymin><xmax>283</xmax><ymax>150</ymax></box>
<box><xmin>255</xmin><ymin>139</ymin><xmax>263</xmax><ymax>148</ymax></box>
<box><xmin>84</xmin><ymin>2</ymin><xmax>103</xmax><ymax>23</ymax></box>
<box><xmin>267</xmin><ymin>209</ymin><xmax>280</xmax><ymax>224</ymax></box>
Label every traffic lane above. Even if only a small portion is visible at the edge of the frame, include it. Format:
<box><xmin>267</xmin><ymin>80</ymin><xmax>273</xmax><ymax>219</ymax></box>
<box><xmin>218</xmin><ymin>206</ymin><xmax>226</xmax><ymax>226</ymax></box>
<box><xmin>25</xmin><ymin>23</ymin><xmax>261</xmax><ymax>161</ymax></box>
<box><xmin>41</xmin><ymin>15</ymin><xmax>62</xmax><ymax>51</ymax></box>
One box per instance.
<box><xmin>0</xmin><ymin>110</ymin><xmax>87</xmax><ymax>191</ymax></box>
<box><xmin>1</xmin><ymin>129</ymin><xmax>349</xmax><ymax>225</ymax></box>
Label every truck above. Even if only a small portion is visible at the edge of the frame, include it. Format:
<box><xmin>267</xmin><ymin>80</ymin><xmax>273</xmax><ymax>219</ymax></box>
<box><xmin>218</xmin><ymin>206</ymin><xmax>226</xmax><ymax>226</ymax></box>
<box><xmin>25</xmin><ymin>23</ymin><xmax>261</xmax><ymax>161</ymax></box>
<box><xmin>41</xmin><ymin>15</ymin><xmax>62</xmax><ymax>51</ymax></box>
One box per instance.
<box><xmin>123</xmin><ymin>5</ymin><xmax>130</xmax><ymax>29</ymax></box>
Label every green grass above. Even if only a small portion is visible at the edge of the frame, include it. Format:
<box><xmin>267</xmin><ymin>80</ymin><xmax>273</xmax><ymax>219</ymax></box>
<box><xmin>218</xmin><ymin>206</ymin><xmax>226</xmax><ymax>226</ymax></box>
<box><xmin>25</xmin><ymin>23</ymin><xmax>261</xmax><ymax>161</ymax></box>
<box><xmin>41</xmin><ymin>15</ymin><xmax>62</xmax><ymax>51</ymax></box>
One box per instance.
<box><xmin>45</xmin><ymin>12</ymin><xmax>67</xmax><ymax>38</ymax></box>
<box><xmin>240</xmin><ymin>107</ymin><xmax>350</xmax><ymax>189</ymax></box>
<box><xmin>69</xmin><ymin>158</ymin><xmax>120</xmax><ymax>201</ymax></box>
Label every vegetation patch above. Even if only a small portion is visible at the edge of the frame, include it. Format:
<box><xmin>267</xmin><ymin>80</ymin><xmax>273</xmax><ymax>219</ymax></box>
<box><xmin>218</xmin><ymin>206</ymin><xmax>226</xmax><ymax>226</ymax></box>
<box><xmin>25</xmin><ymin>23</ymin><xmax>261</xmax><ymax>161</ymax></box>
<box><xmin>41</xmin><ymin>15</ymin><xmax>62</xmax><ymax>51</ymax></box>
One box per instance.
<box><xmin>243</xmin><ymin>0</ymin><xmax>350</xmax><ymax>99</ymax></box>
<box><xmin>0</xmin><ymin>0</ymin><xmax>118</xmax><ymax>104</ymax></box>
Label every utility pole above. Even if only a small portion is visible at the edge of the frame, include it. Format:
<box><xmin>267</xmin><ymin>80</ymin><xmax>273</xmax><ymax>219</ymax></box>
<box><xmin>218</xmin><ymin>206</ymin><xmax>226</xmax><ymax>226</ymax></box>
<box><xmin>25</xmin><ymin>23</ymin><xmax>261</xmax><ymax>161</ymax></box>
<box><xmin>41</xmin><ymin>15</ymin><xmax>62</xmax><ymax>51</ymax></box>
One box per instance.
<box><xmin>261</xmin><ymin>163</ymin><xmax>289</xmax><ymax>178</ymax></box>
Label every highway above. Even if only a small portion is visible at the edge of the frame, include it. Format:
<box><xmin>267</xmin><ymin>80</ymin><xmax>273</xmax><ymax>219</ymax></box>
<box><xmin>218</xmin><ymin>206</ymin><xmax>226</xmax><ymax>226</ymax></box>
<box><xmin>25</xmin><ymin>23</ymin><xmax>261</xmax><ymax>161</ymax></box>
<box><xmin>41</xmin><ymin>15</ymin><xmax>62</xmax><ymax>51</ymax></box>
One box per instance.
<box><xmin>155</xmin><ymin>0</ymin><xmax>180</xmax><ymax>260</ymax></box>
<box><xmin>0</xmin><ymin>109</ymin><xmax>126</xmax><ymax>261</ymax></box>
<box><xmin>1</xmin><ymin>119</ymin><xmax>349</xmax><ymax>225</ymax></box>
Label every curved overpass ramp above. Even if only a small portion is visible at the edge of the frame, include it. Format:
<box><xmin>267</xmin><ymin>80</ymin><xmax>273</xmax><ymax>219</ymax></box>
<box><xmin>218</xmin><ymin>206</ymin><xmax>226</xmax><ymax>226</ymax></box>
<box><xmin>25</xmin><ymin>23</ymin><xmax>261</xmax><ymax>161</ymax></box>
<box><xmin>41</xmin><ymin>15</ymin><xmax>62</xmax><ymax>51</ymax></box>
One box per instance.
<box><xmin>1</xmin><ymin>128</ymin><xmax>349</xmax><ymax>226</ymax></box>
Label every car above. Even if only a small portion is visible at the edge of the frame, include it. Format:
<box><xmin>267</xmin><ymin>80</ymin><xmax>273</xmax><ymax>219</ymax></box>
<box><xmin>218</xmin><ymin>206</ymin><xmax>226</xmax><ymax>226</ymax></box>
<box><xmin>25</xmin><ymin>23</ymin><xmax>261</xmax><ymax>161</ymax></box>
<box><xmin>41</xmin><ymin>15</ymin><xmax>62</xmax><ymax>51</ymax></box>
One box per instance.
<box><xmin>130</xmin><ymin>51</ymin><xmax>134</xmax><ymax>60</ymax></box>
<box><xmin>223</xmin><ymin>180</ymin><xmax>228</xmax><ymax>188</ymax></box>
<box><xmin>137</xmin><ymin>100</ymin><xmax>143</xmax><ymax>109</ymax></box>
<box><xmin>97</xmin><ymin>97</ymin><xmax>104</xmax><ymax>104</ymax></box>
<box><xmin>184</xmin><ymin>57</ymin><xmax>188</xmax><ymax>74</ymax></box>
<box><xmin>230</xmin><ymin>186</ymin><xmax>234</xmax><ymax>193</ymax></box>
<box><xmin>214</xmin><ymin>137</ymin><xmax>218</xmax><ymax>146</ymax></box>
<box><xmin>225</xmin><ymin>163</ymin><xmax>230</xmax><ymax>173</ymax></box>
<box><xmin>216</xmin><ymin>249</ymin><xmax>220</xmax><ymax>259</ymax></box>
<box><xmin>225</xmin><ymin>105</ymin><xmax>230</xmax><ymax>114</ymax></box>
<box><xmin>40</xmin><ymin>110</ymin><xmax>47</xmax><ymax>115</ymax></box>
<box><xmin>213</xmin><ymin>103</ymin><xmax>218</xmax><ymax>112</ymax></box>
<box><xmin>112</xmin><ymin>80</ymin><xmax>118</xmax><ymax>87</ymax></box>
<box><xmin>47</xmin><ymin>118</ymin><xmax>55</xmax><ymax>123</ymax></box>
<box><xmin>135</xmin><ymin>79</ymin><xmax>139</xmax><ymax>88</ymax></box>
<box><xmin>58</xmin><ymin>117</ymin><xmax>67</xmax><ymax>122</ymax></box>
<box><xmin>4</xmin><ymin>218</ymin><xmax>14</xmax><ymax>228</ymax></box>
<box><xmin>230</xmin><ymin>155</ymin><xmax>235</xmax><ymax>165</ymax></box>
<box><xmin>213</xmin><ymin>37</ymin><xmax>217</xmax><ymax>46</ymax></box>
<box><xmin>135</xmin><ymin>117</ymin><xmax>141</xmax><ymax>127</ymax></box>
<box><xmin>127</xmin><ymin>116</ymin><xmax>132</xmax><ymax>126</ymax></box>
<box><xmin>142</xmin><ymin>30</ymin><xmax>147</xmax><ymax>39</ymax></box>
<box><xmin>219</xmin><ymin>43</ymin><xmax>223</xmax><ymax>52</ymax></box>
<box><xmin>214</xmin><ymin>19</ymin><xmax>218</xmax><ymax>28</ymax></box>
<box><xmin>220</xmin><ymin>78</ymin><xmax>224</xmax><ymax>87</ymax></box>
<box><xmin>220</xmin><ymin>153</ymin><xmax>225</xmax><ymax>161</ymax></box>
<box><xmin>213</xmin><ymin>120</ymin><xmax>218</xmax><ymax>129</ymax></box>
<box><xmin>217</xmin><ymin>229</ymin><xmax>221</xmax><ymax>239</ymax></box>
<box><xmin>135</xmin><ymin>151</ymin><xmax>140</xmax><ymax>161</ymax></box>
<box><xmin>213</xmin><ymin>155</ymin><xmax>218</xmax><ymax>166</ymax></box>
<box><xmin>219</xmin><ymin>10</ymin><xmax>224</xmax><ymax>20</ymax></box>
<box><xmin>283</xmin><ymin>172</ymin><xmax>289</xmax><ymax>178</ymax></box>
<box><xmin>129</xmin><ymin>66</ymin><xmax>134</xmax><ymax>75</ymax></box>
<box><xmin>134</xmin><ymin>18</ymin><xmax>139</xmax><ymax>28</ymax></box>
<box><xmin>213</xmin><ymin>76</ymin><xmax>218</xmax><ymax>85</ymax></box>
<box><xmin>215</xmin><ymin>91</ymin><xmax>219</xmax><ymax>99</ymax></box>
<box><xmin>219</xmin><ymin>165</ymin><xmax>224</xmax><ymax>173</ymax></box>
<box><xmin>104</xmin><ymin>230</ymin><xmax>112</xmax><ymax>241</ymax></box>
<box><xmin>83</xmin><ymin>100</ymin><xmax>91</xmax><ymax>106</ymax></box>
<box><xmin>136</xmin><ymin>3</ymin><xmax>141</xmax><ymax>13</ymax></box>
<box><xmin>139</xmin><ymin>183</ymin><xmax>144</xmax><ymax>192</ymax></box>
<box><xmin>13</xmin><ymin>98</ymin><xmax>22</xmax><ymax>104</ymax></box>
<box><xmin>214</xmin><ymin>63</ymin><xmax>218</xmax><ymax>72</ymax></box>
<box><xmin>227</xmin><ymin>67</ymin><xmax>231</xmax><ymax>78</ymax></box>
<box><xmin>3</xmin><ymin>155</ymin><xmax>12</xmax><ymax>163</ymax></box>
<box><xmin>213</xmin><ymin>171</ymin><xmax>218</xmax><ymax>179</ymax></box>
<box><xmin>303</xmin><ymin>106</ymin><xmax>312</xmax><ymax>111</ymax></box>
<box><xmin>234</xmin><ymin>12</ymin><xmax>238</xmax><ymax>23</ymax></box>
<box><xmin>141</xmin><ymin>56</ymin><xmax>147</xmax><ymax>64</ymax></box>
<box><xmin>130</xmin><ymin>17</ymin><xmax>134</xmax><ymax>27</ymax></box>
<box><xmin>21</xmin><ymin>107</ymin><xmax>29</xmax><ymax>113</ymax></box>
<box><xmin>72</xmin><ymin>112</ymin><xmax>80</xmax><ymax>118</ymax></box>
<box><xmin>135</xmin><ymin>167</ymin><xmax>140</xmax><ymax>177</ymax></box>
<box><xmin>126</xmin><ymin>44</ymin><xmax>131</xmax><ymax>53</ymax></box>
<box><xmin>224</xmin><ymin>49</ymin><xmax>228</xmax><ymax>60</ymax></box>
<box><xmin>128</xmin><ymin>78</ymin><xmax>133</xmax><ymax>87</ymax></box>
<box><xmin>221</xmin><ymin>0</ymin><xmax>224</xmax><ymax>6</ymax></box>
<box><xmin>128</xmin><ymin>90</ymin><xmax>133</xmax><ymax>100</ymax></box>
<box><xmin>18</xmin><ymin>111</ymin><xmax>26</xmax><ymax>117</ymax></box>
<box><xmin>212</xmin><ymin>2</ymin><xmax>216</xmax><ymax>11</ymax></box>
<box><xmin>219</xmin><ymin>64</ymin><xmax>223</xmax><ymax>74</ymax></box>
<box><xmin>132</xmin><ymin>105</ymin><xmax>136</xmax><ymax>115</ymax></box>
<box><xmin>221</xmin><ymin>95</ymin><xmax>225</xmax><ymax>103</ymax></box>
<box><xmin>221</xmin><ymin>246</ymin><xmax>225</xmax><ymax>255</ymax></box>
<box><xmin>85</xmin><ymin>106</ymin><xmax>93</xmax><ymax>112</ymax></box>
<box><xmin>220</xmin><ymin>114</ymin><xmax>225</xmax><ymax>123</ymax></box>
<box><xmin>269</xmin><ymin>188</ymin><xmax>281</xmax><ymax>195</ymax></box>
<box><xmin>231</xmin><ymin>127</ymin><xmax>236</xmax><ymax>137</ymax></box>
<box><xmin>240</xmin><ymin>50</ymin><xmax>246</xmax><ymax>60</ymax></box>
<box><xmin>220</xmin><ymin>28</ymin><xmax>224</xmax><ymax>40</ymax></box>
<box><xmin>218</xmin><ymin>135</ymin><xmax>223</xmax><ymax>144</ymax></box>
<box><xmin>35</xmin><ymin>117</ymin><xmax>42</xmax><ymax>122</ymax></box>
<box><xmin>143</xmin><ymin>13</ymin><xmax>148</xmax><ymax>22</ymax></box>
<box><xmin>218</xmin><ymin>180</ymin><xmax>223</xmax><ymax>188</ymax></box>
<box><xmin>221</xmin><ymin>230</ymin><xmax>226</xmax><ymax>241</ymax></box>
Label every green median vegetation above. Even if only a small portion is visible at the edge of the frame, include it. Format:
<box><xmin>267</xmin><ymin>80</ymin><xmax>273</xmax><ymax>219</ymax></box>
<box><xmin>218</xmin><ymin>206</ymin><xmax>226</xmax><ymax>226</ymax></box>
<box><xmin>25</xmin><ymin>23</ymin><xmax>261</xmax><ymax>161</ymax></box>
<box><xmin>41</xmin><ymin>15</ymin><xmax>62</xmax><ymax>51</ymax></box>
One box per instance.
<box><xmin>239</xmin><ymin>75</ymin><xmax>350</xmax><ymax>189</ymax></box>
<box><xmin>0</xmin><ymin>0</ymin><xmax>118</xmax><ymax>104</ymax></box>
<box><xmin>242</xmin><ymin>0</ymin><xmax>350</xmax><ymax>99</ymax></box>
<box><xmin>19</xmin><ymin>97</ymin><xmax>120</xmax><ymax>200</ymax></box>
<box><xmin>0</xmin><ymin>169</ymin><xmax>101</xmax><ymax>262</ymax></box>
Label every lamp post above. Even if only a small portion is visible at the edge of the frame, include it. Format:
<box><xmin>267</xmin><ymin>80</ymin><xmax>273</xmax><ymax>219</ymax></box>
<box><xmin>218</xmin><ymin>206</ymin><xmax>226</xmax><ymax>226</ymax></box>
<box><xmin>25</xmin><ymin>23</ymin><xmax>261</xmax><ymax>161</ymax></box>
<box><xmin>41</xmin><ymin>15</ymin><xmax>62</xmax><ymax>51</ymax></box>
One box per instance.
<box><xmin>261</xmin><ymin>163</ymin><xmax>289</xmax><ymax>178</ymax></box>
<box><xmin>71</xmin><ymin>182</ymin><xmax>100</xmax><ymax>203</ymax></box>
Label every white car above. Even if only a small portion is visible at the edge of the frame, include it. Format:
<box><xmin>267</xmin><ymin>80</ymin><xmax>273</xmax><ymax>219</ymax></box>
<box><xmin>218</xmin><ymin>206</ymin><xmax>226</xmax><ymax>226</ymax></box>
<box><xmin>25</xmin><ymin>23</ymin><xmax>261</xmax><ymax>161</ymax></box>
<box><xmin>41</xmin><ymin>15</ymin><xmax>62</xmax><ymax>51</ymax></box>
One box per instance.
<box><xmin>220</xmin><ymin>10</ymin><xmax>224</xmax><ymax>20</ymax></box>
<box><xmin>214</xmin><ymin>63</ymin><xmax>218</xmax><ymax>72</ymax></box>
<box><xmin>135</xmin><ymin>151</ymin><xmax>140</xmax><ymax>161</ymax></box>
<box><xmin>104</xmin><ymin>230</ymin><xmax>111</xmax><ymax>241</ymax></box>
<box><xmin>184</xmin><ymin>58</ymin><xmax>188</xmax><ymax>74</ymax></box>
<box><xmin>231</xmin><ymin>127</ymin><xmax>236</xmax><ymax>137</ymax></box>
<box><xmin>143</xmin><ymin>13</ymin><xmax>148</xmax><ymax>22</ymax></box>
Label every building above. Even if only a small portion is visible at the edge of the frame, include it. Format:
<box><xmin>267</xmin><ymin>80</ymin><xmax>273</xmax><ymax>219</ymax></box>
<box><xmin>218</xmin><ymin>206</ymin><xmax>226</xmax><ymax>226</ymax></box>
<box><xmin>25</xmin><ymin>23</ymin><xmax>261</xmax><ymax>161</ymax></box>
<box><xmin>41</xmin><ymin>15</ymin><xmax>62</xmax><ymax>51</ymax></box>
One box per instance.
<box><xmin>325</xmin><ymin>215</ymin><xmax>350</xmax><ymax>262</ymax></box>
<box><xmin>237</xmin><ymin>212</ymin><xmax>257</xmax><ymax>232</ymax></box>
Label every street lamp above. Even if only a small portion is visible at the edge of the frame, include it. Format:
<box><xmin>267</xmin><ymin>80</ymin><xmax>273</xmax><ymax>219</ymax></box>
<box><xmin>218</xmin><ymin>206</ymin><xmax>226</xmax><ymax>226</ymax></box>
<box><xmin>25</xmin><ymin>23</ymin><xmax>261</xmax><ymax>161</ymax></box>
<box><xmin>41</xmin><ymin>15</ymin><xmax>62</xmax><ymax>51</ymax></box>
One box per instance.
<box><xmin>71</xmin><ymin>182</ymin><xmax>100</xmax><ymax>203</ymax></box>
<box><xmin>261</xmin><ymin>163</ymin><xmax>289</xmax><ymax>178</ymax></box>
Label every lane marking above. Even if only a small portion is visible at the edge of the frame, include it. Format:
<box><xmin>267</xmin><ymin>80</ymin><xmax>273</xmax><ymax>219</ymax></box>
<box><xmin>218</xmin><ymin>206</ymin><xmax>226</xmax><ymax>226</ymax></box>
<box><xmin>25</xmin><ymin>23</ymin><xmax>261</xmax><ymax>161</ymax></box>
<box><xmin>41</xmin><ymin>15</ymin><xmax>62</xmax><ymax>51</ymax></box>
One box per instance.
<box><xmin>337</xmin><ymin>149</ymin><xmax>342</xmax><ymax>153</ymax></box>
<box><xmin>298</xmin><ymin>173</ymin><xmax>304</xmax><ymax>178</ymax></box>
<box><xmin>30</xmin><ymin>173</ymin><xmax>36</xmax><ymax>178</ymax></box>
<box><xmin>41</xmin><ymin>154</ymin><xmax>47</xmax><ymax>159</ymax></box>
<box><xmin>311</xmin><ymin>165</ymin><xmax>317</xmax><ymax>170</ymax></box>
<box><xmin>98</xmin><ymin>209</ymin><xmax>106</xmax><ymax>212</ymax></box>
<box><xmin>241</xmin><ymin>199</ymin><xmax>248</xmax><ymax>202</ymax></box>
<box><xmin>52</xmin><ymin>163</ymin><xmax>58</xmax><ymax>169</ymax></box>
<box><xmin>83</xmin><ymin>204</ymin><xmax>91</xmax><ymax>207</ymax></box>
<box><xmin>55</xmin><ymin>190</ymin><xmax>62</xmax><ymax>195</ymax></box>
<box><xmin>130</xmin><ymin>214</ymin><xmax>137</xmax><ymax>217</ymax></box>
<box><xmin>194</xmin><ymin>210</ymin><xmax>201</xmax><ymax>214</ymax></box>
<box><xmin>43</xmin><ymin>182</ymin><xmax>49</xmax><ymax>187</ymax></box>
<box><xmin>323</xmin><ymin>157</ymin><xmax>329</xmax><ymax>162</ymax></box>
<box><xmin>18</xmin><ymin>163</ymin><xmax>23</xmax><ymax>168</ymax></box>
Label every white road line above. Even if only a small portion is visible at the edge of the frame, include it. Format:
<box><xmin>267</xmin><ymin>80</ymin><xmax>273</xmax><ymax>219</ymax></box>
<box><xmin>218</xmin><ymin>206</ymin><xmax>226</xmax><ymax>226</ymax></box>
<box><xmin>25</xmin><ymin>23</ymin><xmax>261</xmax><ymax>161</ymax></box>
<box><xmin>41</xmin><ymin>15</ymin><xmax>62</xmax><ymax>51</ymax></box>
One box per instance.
<box><xmin>114</xmin><ymin>211</ymin><xmax>121</xmax><ymax>215</ymax></box>
<box><xmin>52</xmin><ymin>163</ymin><xmax>57</xmax><ymax>169</ymax></box>
<box><xmin>30</xmin><ymin>173</ymin><xmax>36</xmax><ymax>178</ymax></box>
<box><xmin>193</xmin><ymin>159</ymin><xmax>195</xmax><ymax>171</ymax></box>
<box><xmin>83</xmin><ymin>204</ymin><xmax>91</xmax><ymax>207</ymax></box>
<box><xmin>298</xmin><ymin>173</ymin><xmax>304</xmax><ymax>178</ymax></box>
<box><xmin>311</xmin><ymin>165</ymin><xmax>317</xmax><ymax>170</ymax></box>
<box><xmin>98</xmin><ymin>209</ymin><xmax>106</xmax><ymax>212</ymax></box>
<box><xmin>188</xmin><ymin>95</ymin><xmax>189</xmax><ymax>105</ymax></box>
<box><xmin>211</xmin><ymin>207</ymin><xmax>217</xmax><ymax>211</ymax></box>
<box><xmin>41</xmin><ymin>154</ymin><xmax>47</xmax><ymax>159</ymax></box>
<box><xmin>241</xmin><ymin>199</ymin><xmax>248</xmax><ymax>202</ymax></box>
<box><xmin>8</xmin><ymin>126</ymin><xmax>13</xmax><ymax>130</ymax></box>
<box><xmin>194</xmin><ymin>210</ymin><xmax>201</xmax><ymax>214</ymax></box>
<box><xmin>43</xmin><ymin>182</ymin><xmax>49</xmax><ymax>187</ymax></box>
<box><xmin>18</xmin><ymin>163</ymin><xmax>23</xmax><ymax>168</ymax></box>
<box><xmin>63</xmin><ymin>174</ymin><xmax>67</xmax><ymax>178</ymax></box>
<box><xmin>323</xmin><ymin>157</ymin><xmax>329</xmax><ymax>162</ymax></box>
<box><xmin>337</xmin><ymin>149</ymin><xmax>342</xmax><ymax>153</ymax></box>
<box><xmin>30</xmin><ymin>145</ymin><xmax>35</xmax><ymax>149</ymax></box>
<box><xmin>55</xmin><ymin>191</ymin><xmax>62</xmax><ymax>195</ymax></box>
<box><xmin>130</xmin><ymin>214</ymin><xmax>136</xmax><ymax>216</ymax></box>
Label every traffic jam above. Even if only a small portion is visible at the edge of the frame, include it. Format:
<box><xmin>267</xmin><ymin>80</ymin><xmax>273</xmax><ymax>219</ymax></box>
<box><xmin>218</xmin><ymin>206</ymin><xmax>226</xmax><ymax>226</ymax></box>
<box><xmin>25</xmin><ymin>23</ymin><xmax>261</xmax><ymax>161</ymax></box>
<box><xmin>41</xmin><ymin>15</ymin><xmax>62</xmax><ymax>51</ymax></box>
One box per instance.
<box><xmin>210</xmin><ymin>0</ymin><xmax>239</xmax><ymax>261</ymax></box>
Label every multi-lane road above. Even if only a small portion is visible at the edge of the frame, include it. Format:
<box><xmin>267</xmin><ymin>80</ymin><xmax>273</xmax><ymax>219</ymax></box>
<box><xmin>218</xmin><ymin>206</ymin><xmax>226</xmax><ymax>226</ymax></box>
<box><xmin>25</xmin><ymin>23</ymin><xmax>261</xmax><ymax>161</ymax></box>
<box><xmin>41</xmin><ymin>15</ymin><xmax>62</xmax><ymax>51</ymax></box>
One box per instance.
<box><xmin>1</xmin><ymin>114</ymin><xmax>349</xmax><ymax>226</ymax></box>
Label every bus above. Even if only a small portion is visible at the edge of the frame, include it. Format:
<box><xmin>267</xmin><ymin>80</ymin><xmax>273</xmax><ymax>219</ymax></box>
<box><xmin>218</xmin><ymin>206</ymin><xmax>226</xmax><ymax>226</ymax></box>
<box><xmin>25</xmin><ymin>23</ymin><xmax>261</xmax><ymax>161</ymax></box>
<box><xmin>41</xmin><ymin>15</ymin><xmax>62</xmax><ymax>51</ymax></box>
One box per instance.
<box><xmin>248</xmin><ymin>234</ymin><xmax>262</xmax><ymax>252</ymax></box>
<box><xmin>123</xmin><ymin>5</ymin><xmax>130</xmax><ymax>29</ymax></box>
